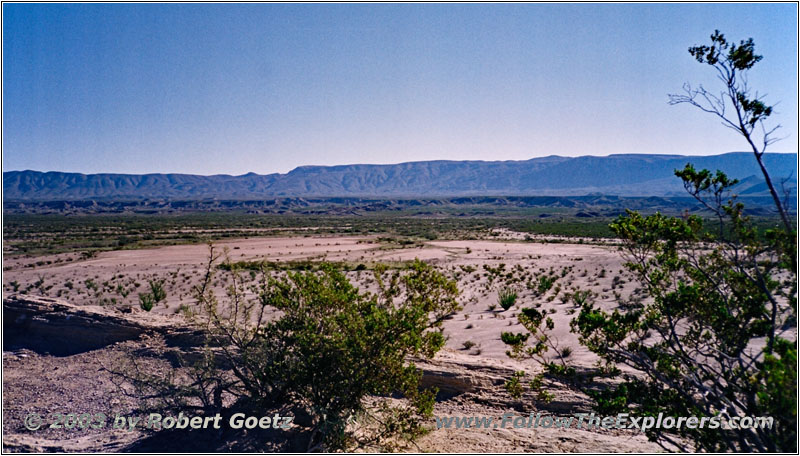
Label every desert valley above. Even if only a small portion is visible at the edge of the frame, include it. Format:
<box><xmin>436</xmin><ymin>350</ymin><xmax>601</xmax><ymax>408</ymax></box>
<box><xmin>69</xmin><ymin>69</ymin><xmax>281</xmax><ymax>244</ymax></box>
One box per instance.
<box><xmin>3</xmin><ymin>157</ymin><xmax>796</xmax><ymax>451</ymax></box>
<box><xmin>4</xmin><ymin>225</ymin><xmax>666</xmax><ymax>452</ymax></box>
<box><xmin>3</xmin><ymin>5</ymin><xmax>797</xmax><ymax>453</ymax></box>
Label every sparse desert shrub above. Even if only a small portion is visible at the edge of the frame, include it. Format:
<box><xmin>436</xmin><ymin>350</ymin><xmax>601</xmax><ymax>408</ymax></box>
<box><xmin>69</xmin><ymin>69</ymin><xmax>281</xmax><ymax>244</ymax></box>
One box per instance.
<box><xmin>501</xmin><ymin>305</ymin><xmax>573</xmax><ymax>385</ymax></box>
<box><xmin>573</xmin><ymin>32</ymin><xmax>797</xmax><ymax>451</ymax></box>
<box><xmin>459</xmin><ymin>265</ymin><xmax>476</xmax><ymax>274</ymax></box>
<box><xmin>529</xmin><ymin>373</ymin><xmax>554</xmax><ymax>403</ymax></box>
<box><xmin>116</xmin><ymin>283</ymin><xmax>130</xmax><ymax>298</ymax></box>
<box><xmin>505</xmin><ymin>371</ymin><xmax>526</xmax><ymax>399</ymax></box>
<box><xmin>148</xmin><ymin>279</ymin><xmax>167</xmax><ymax>303</ymax></box>
<box><xmin>569</xmin><ymin>289</ymin><xmax>593</xmax><ymax>307</ymax></box>
<box><xmin>138</xmin><ymin>279</ymin><xmax>167</xmax><ymax>312</ymax></box>
<box><xmin>192</xmin><ymin>246</ymin><xmax>461</xmax><ymax>451</ymax></box>
<box><xmin>535</xmin><ymin>275</ymin><xmax>555</xmax><ymax>294</ymax></box>
<box><xmin>80</xmin><ymin>250</ymin><xmax>98</xmax><ymax>260</ymax></box>
<box><xmin>138</xmin><ymin>293</ymin><xmax>155</xmax><ymax>312</ymax></box>
<box><xmin>500</xmin><ymin>331</ymin><xmax>529</xmax><ymax>346</ymax></box>
<box><xmin>178</xmin><ymin>303</ymin><xmax>192</xmax><ymax>317</ymax></box>
<box><xmin>497</xmin><ymin>287</ymin><xmax>517</xmax><ymax>310</ymax></box>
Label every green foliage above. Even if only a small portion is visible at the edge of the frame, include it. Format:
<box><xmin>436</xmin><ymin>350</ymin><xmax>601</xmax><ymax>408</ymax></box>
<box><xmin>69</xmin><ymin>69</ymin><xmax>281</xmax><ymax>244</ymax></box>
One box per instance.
<box><xmin>497</xmin><ymin>287</ymin><xmax>518</xmax><ymax>310</ymax></box>
<box><xmin>573</xmin><ymin>164</ymin><xmax>796</xmax><ymax>451</ymax></box>
<box><xmin>500</xmin><ymin>301</ymin><xmax>577</xmax><ymax>404</ymax></box>
<box><xmin>535</xmin><ymin>275</ymin><xmax>556</xmax><ymax>294</ymax></box>
<box><xmin>569</xmin><ymin>290</ymin><xmax>594</xmax><ymax>307</ymax></box>
<box><xmin>500</xmin><ymin>331</ymin><xmax>529</xmax><ymax>346</ymax></box>
<box><xmin>149</xmin><ymin>279</ymin><xmax>167</xmax><ymax>303</ymax></box>
<box><xmin>505</xmin><ymin>371</ymin><xmax>526</xmax><ymax>399</ymax></box>
<box><xmin>670</xmin><ymin>30</ymin><xmax>792</xmax><ymax>233</ymax></box>
<box><xmin>138</xmin><ymin>293</ymin><xmax>154</xmax><ymax>312</ymax></box>
<box><xmin>196</xmin><ymin>249</ymin><xmax>461</xmax><ymax>451</ymax></box>
<box><xmin>756</xmin><ymin>338</ymin><xmax>797</xmax><ymax>451</ymax></box>
<box><xmin>138</xmin><ymin>279</ymin><xmax>166</xmax><ymax>312</ymax></box>
<box><xmin>544</xmin><ymin>362</ymin><xmax>576</xmax><ymax>378</ymax></box>
<box><xmin>683</xmin><ymin>30</ymin><xmax>772</xmax><ymax>129</ymax></box>
<box><xmin>689</xmin><ymin>30</ymin><xmax>761</xmax><ymax>70</ymax></box>
<box><xmin>529</xmin><ymin>372</ymin><xmax>554</xmax><ymax>403</ymax></box>
<box><xmin>499</xmin><ymin>31</ymin><xmax>795</xmax><ymax>450</ymax></box>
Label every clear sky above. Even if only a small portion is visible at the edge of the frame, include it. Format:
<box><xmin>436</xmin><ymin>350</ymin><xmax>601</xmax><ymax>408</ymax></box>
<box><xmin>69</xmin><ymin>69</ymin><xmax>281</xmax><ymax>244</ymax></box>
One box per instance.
<box><xmin>3</xmin><ymin>3</ymin><xmax>797</xmax><ymax>175</ymax></box>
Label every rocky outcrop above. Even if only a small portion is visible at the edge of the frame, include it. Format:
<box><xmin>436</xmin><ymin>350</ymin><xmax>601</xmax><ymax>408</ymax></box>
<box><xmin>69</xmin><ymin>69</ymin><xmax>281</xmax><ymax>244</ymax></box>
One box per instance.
<box><xmin>415</xmin><ymin>357</ymin><xmax>515</xmax><ymax>397</ymax></box>
<box><xmin>3</xmin><ymin>295</ymin><xmax>204</xmax><ymax>356</ymax></box>
<box><xmin>5</xmin><ymin>294</ymin><xmax>515</xmax><ymax>399</ymax></box>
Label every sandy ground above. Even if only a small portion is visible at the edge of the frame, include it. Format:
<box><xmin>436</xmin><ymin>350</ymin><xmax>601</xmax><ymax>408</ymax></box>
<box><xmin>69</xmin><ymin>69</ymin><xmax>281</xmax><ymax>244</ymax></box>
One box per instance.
<box><xmin>3</xmin><ymin>234</ymin><xmax>665</xmax><ymax>452</ymax></box>
<box><xmin>2</xmin><ymin>343</ymin><xmax>668</xmax><ymax>453</ymax></box>
<box><xmin>3</xmin><ymin>235</ymin><xmax>639</xmax><ymax>368</ymax></box>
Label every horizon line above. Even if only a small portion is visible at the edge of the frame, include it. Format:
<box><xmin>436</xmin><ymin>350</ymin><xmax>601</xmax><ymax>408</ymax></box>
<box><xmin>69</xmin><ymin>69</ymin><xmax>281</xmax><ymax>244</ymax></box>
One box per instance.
<box><xmin>4</xmin><ymin>151</ymin><xmax>798</xmax><ymax>177</ymax></box>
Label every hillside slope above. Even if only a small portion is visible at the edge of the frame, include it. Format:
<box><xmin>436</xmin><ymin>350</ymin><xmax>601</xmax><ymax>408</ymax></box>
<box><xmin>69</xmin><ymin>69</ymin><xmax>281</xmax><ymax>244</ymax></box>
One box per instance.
<box><xmin>4</xmin><ymin>152</ymin><xmax>796</xmax><ymax>200</ymax></box>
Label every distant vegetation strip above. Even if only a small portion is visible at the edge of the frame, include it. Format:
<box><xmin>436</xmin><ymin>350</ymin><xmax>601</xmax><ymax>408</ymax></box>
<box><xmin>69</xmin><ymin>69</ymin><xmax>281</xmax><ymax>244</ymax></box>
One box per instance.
<box><xmin>3</xmin><ymin>194</ymin><xmax>792</xmax><ymax>215</ymax></box>
<box><xmin>5</xmin><ymin>210</ymin><xmax>787</xmax><ymax>258</ymax></box>
<box><xmin>218</xmin><ymin>259</ymin><xmax>411</xmax><ymax>272</ymax></box>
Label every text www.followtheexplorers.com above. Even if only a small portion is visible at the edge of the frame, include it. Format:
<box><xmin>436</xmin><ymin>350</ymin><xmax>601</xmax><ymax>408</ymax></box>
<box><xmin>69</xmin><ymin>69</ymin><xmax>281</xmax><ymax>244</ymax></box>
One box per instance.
<box><xmin>435</xmin><ymin>413</ymin><xmax>774</xmax><ymax>431</ymax></box>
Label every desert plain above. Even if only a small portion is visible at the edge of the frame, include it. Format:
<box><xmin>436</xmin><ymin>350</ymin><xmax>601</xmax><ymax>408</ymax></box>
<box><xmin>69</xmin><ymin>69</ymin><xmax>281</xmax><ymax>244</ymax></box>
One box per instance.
<box><xmin>2</xmin><ymin>223</ymin><xmax>679</xmax><ymax>452</ymax></box>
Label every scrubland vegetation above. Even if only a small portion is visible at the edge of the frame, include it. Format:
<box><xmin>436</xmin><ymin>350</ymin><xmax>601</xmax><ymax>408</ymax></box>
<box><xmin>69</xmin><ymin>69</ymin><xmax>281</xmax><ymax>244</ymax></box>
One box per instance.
<box><xmin>2</xmin><ymin>210</ymin><xmax>615</xmax><ymax>257</ymax></box>
<box><xmin>3</xmin><ymin>31</ymin><xmax>796</xmax><ymax>453</ymax></box>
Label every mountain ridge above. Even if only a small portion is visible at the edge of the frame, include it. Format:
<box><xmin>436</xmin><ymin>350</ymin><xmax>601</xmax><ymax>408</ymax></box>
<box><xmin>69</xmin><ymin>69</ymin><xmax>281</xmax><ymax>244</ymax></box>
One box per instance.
<box><xmin>4</xmin><ymin>152</ymin><xmax>796</xmax><ymax>201</ymax></box>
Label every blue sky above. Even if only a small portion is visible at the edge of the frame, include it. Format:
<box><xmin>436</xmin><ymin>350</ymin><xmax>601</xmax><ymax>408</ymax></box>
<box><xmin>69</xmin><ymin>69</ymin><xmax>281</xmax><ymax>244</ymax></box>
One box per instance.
<box><xmin>3</xmin><ymin>3</ymin><xmax>797</xmax><ymax>175</ymax></box>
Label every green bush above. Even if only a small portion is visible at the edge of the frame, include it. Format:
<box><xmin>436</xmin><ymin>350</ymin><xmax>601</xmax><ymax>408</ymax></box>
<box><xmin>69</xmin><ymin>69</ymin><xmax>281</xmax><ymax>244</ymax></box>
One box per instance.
<box><xmin>505</xmin><ymin>371</ymin><xmax>525</xmax><ymax>399</ymax></box>
<box><xmin>497</xmin><ymin>287</ymin><xmax>518</xmax><ymax>310</ymax></box>
<box><xmin>535</xmin><ymin>275</ymin><xmax>555</xmax><ymax>294</ymax></box>
<box><xmin>196</xmin><ymin>250</ymin><xmax>461</xmax><ymax>451</ymax></box>
<box><xmin>138</xmin><ymin>293</ymin><xmax>154</xmax><ymax>312</ymax></box>
<box><xmin>572</xmin><ymin>31</ymin><xmax>795</xmax><ymax>451</ymax></box>
<box><xmin>148</xmin><ymin>279</ymin><xmax>166</xmax><ymax>303</ymax></box>
<box><xmin>137</xmin><ymin>279</ymin><xmax>166</xmax><ymax>312</ymax></box>
<box><xmin>571</xmin><ymin>164</ymin><xmax>796</xmax><ymax>451</ymax></box>
<box><xmin>500</xmin><ymin>331</ymin><xmax>529</xmax><ymax>346</ymax></box>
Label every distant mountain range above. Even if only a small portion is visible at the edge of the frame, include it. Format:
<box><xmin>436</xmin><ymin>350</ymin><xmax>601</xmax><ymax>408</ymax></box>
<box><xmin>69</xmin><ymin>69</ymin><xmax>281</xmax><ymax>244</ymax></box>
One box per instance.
<box><xmin>3</xmin><ymin>152</ymin><xmax>796</xmax><ymax>201</ymax></box>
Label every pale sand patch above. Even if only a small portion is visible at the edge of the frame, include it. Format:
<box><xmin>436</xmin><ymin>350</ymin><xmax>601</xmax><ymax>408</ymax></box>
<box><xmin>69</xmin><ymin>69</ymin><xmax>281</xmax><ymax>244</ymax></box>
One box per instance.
<box><xmin>4</xmin><ymin>234</ymin><xmax>641</xmax><ymax>372</ymax></box>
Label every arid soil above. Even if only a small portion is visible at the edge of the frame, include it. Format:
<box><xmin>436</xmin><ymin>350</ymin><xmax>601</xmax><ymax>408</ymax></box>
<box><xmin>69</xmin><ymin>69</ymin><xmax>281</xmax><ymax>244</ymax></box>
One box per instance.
<box><xmin>2</xmin><ymin>234</ymin><xmax>669</xmax><ymax>452</ymax></box>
